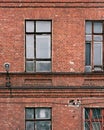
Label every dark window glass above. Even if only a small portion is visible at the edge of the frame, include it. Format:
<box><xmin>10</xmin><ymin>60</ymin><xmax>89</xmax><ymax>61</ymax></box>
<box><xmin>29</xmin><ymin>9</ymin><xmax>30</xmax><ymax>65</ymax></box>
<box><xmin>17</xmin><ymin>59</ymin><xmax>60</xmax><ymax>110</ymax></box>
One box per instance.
<box><xmin>26</xmin><ymin>121</ymin><xmax>34</xmax><ymax>130</ymax></box>
<box><xmin>26</xmin><ymin>61</ymin><xmax>35</xmax><ymax>72</ymax></box>
<box><xmin>92</xmin><ymin>108</ymin><xmax>101</xmax><ymax>119</ymax></box>
<box><xmin>85</xmin><ymin>43</ymin><xmax>91</xmax><ymax>65</ymax></box>
<box><xmin>85</xmin><ymin>122</ymin><xmax>90</xmax><ymax>130</ymax></box>
<box><xmin>85</xmin><ymin>108</ymin><xmax>90</xmax><ymax>119</ymax></box>
<box><xmin>26</xmin><ymin>108</ymin><xmax>34</xmax><ymax>119</ymax></box>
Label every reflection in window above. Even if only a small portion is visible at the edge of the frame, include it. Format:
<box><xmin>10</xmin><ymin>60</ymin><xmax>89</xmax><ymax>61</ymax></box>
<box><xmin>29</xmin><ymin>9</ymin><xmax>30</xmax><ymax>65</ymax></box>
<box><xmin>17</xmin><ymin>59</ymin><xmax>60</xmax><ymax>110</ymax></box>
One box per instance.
<box><xmin>25</xmin><ymin>108</ymin><xmax>51</xmax><ymax>130</ymax></box>
<box><xmin>26</xmin><ymin>121</ymin><xmax>34</xmax><ymax>130</ymax></box>
<box><xmin>35</xmin><ymin>108</ymin><xmax>51</xmax><ymax>119</ymax></box>
<box><xmin>35</xmin><ymin>121</ymin><xmax>51</xmax><ymax>130</ymax></box>
<box><xmin>92</xmin><ymin>108</ymin><xmax>101</xmax><ymax>119</ymax></box>
<box><xmin>25</xmin><ymin>20</ymin><xmax>52</xmax><ymax>72</ymax></box>
<box><xmin>84</xmin><ymin>108</ymin><xmax>104</xmax><ymax>130</ymax></box>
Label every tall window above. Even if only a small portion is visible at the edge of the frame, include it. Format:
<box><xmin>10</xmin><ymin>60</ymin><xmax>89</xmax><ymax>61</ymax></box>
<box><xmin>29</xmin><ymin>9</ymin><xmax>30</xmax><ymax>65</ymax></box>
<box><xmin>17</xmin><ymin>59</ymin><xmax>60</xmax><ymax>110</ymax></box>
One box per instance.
<box><xmin>84</xmin><ymin>108</ymin><xmax>104</xmax><ymax>130</ymax></box>
<box><xmin>25</xmin><ymin>107</ymin><xmax>52</xmax><ymax>130</ymax></box>
<box><xmin>85</xmin><ymin>21</ymin><xmax>104</xmax><ymax>72</ymax></box>
<box><xmin>25</xmin><ymin>20</ymin><xmax>52</xmax><ymax>72</ymax></box>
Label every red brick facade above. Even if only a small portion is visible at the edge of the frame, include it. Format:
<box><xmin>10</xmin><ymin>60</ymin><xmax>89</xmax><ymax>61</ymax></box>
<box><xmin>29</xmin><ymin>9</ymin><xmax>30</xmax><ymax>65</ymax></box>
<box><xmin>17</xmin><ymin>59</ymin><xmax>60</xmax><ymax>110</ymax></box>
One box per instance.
<box><xmin>0</xmin><ymin>0</ymin><xmax>104</xmax><ymax>130</ymax></box>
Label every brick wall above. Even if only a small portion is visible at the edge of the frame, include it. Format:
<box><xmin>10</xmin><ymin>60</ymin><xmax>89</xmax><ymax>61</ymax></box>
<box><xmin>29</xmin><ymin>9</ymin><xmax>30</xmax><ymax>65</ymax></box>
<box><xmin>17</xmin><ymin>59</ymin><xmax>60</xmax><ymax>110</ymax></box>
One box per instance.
<box><xmin>0</xmin><ymin>1</ymin><xmax>104</xmax><ymax>130</ymax></box>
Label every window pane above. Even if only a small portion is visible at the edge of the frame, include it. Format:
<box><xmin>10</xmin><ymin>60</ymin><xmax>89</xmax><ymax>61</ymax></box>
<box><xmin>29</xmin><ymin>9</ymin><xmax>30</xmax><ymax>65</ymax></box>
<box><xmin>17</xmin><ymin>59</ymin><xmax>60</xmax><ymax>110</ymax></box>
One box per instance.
<box><xmin>85</xmin><ymin>108</ymin><xmax>90</xmax><ymax>119</ymax></box>
<box><xmin>84</xmin><ymin>122</ymin><xmax>90</xmax><ymax>130</ymax></box>
<box><xmin>92</xmin><ymin>108</ymin><xmax>101</xmax><ymax>119</ymax></box>
<box><xmin>26</xmin><ymin>61</ymin><xmax>35</xmax><ymax>72</ymax></box>
<box><xmin>86</xmin><ymin>21</ymin><xmax>92</xmax><ymax>34</ymax></box>
<box><xmin>94</xmin><ymin>42</ymin><xmax>102</xmax><ymax>65</ymax></box>
<box><xmin>94</xmin><ymin>22</ymin><xmax>103</xmax><ymax>33</ymax></box>
<box><xmin>86</xmin><ymin>35</ymin><xmax>92</xmax><ymax>41</ymax></box>
<box><xmin>36</xmin><ymin>35</ymin><xmax>51</xmax><ymax>58</ymax></box>
<box><xmin>26</xmin><ymin>108</ymin><xmax>34</xmax><ymax>119</ymax></box>
<box><xmin>35</xmin><ymin>121</ymin><xmax>51</xmax><ymax>130</ymax></box>
<box><xmin>35</xmin><ymin>108</ymin><xmax>51</xmax><ymax>119</ymax></box>
<box><xmin>36</xmin><ymin>61</ymin><xmax>51</xmax><ymax>72</ymax></box>
<box><xmin>26</xmin><ymin>121</ymin><xmax>34</xmax><ymax>130</ymax></box>
<box><xmin>36</xmin><ymin>21</ymin><xmax>51</xmax><ymax>32</ymax></box>
<box><xmin>85</xmin><ymin>43</ymin><xmax>91</xmax><ymax>65</ymax></box>
<box><xmin>85</xmin><ymin>66</ymin><xmax>92</xmax><ymax>72</ymax></box>
<box><xmin>26</xmin><ymin>35</ymin><xmax>34</xmax><ymax>58</ymax></box>
<box><xmin>92</xmin><ymin>122</ymin><xmax>101</xmax><ymax>130</ymax></box>
<box><xmin>94</xmin><ymin>35</ymin><xmax>103</xmax><ymax>41</ymax></box>
<box><xmin>26</xmin><ymin>21</ymin><xmax>34</xmax><ymax>33</ymax></box>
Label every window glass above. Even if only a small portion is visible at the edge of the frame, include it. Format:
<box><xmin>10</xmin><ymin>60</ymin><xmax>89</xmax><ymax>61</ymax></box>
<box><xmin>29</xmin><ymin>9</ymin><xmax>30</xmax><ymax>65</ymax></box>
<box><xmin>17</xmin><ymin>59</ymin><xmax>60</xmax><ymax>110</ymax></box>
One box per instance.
<box><xmin>86</xmin><ymin>35</ymin><xmax>92</xmax><ymax>41</ymax></box>
<box><xmin>92</xmin><ymin>122</ymin><xmax>101</xmax><ymax>130</ymax></box>
<box><xmin>26</xmin><ymin>61</ymin><xmax>35</xmax><ymax>72</ymax></box>
<box><xmin>36</xmin><ymin>21</ymin><xmax>51</xmax><ymax>32</ymax></box>
<box><xmin>26</xmin><ymin>121</ymin><xmax>34</xmax><ymax>130</ymax></box>
<box><xmin>36</xmin><ymin>35</ymin><xmax>51</xmax><ymax>58</ymax></box>
<box><xmin>26</xmin><ymin>108</ymin><xmax>34</xmax><ymax>119</ymax></box>
<box><xmin>86</xmin><ymin>21</ymin><xmax>92</xmax><ymax>34</ymax></box>
<box><xmin>35</xmin><ymin>108</ymin><xmax>51</xmax><ymax>119</ymax></box>
<box><xmin>26</xmin><ymin>35</ymin><xmax>34</xmax><ymax>58</ymax></box>
<box><xmin>92</xmin><ymin>108</ymin><xmax>101</xmax><ymax>119</ymax></box>
<box><xmin>84</xmin><ymin>122</ymin><xmax>90</xmax><ymax>130</ymax></box>
<box><xmin>94</xmin><ymin>42</ymin><xmax>102</xmax><ymax>65</ymax></box>
<box><xmin>94</xmin><ymin>35</ymin><xmax>103</xmax><ymax>41</ymax></box>
<box><xmin>85</xmin><ymin>108</ymin><xmax>90</xmax><ymax>119</ymax></box>
<box><xmin>26</xmin><ymin>21</ymin><xmax>34</xmax><ymax>33</ymax></box>
<box><xmin>35</xmin><ymin>121</ymin><xmax>51</xmax><ymax>130</ymax></box>
<box><xmin>94</xmin><ymin>22</ymin><xmax>103</xmax><ymax>33</ymax></box>
<box><xmin>36</xmin><ymin>61</ymin><xmax>51</xmax><ymax>72</ymax></box>
<box><xmin>85</xmin><ymin>43</ymin><xmax>91</xmax><ymax>65</ymax></box>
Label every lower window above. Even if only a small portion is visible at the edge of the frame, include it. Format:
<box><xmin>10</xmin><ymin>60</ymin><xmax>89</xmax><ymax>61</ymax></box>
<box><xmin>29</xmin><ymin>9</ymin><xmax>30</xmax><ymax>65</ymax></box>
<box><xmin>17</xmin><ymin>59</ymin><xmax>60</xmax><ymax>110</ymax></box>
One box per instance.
<box><xmin>25</xmin><ymin>107</ymin><xmax>52</xmax><ymax>130</ymax></box>
<box><xmin>84</xmin><ymin>108</ymin><xmax>104</xmax><ymax>130</ymax></box>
